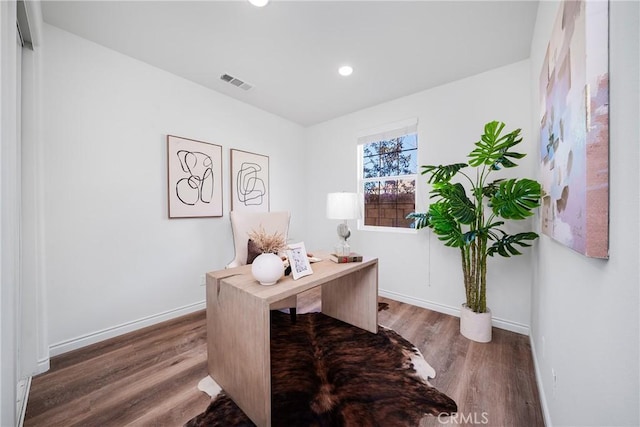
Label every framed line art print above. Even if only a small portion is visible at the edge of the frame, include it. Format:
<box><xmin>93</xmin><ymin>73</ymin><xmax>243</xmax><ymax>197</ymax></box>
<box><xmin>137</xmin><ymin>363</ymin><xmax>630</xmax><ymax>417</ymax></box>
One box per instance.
<box><xmin>286</xmin><ymin>242</ymin><xmax>313</xmax><ymax>280</ymax></box>
<box><xmin>230</xmin><ymin>149</ymin><xmax>269</xmax><ymax>212</ymax></box>
<box><xmin>167</xmin><ymin>135</ymin><xmax>223</xmax><ymax>218</ymax></box>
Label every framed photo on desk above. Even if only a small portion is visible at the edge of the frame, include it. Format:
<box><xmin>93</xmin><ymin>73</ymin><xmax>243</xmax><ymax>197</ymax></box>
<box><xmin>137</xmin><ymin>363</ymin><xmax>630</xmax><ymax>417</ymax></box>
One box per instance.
<box><xmin>286</xmin><ymin>242</ymin><xmax>313</xmax><ymax>280</ymax></box>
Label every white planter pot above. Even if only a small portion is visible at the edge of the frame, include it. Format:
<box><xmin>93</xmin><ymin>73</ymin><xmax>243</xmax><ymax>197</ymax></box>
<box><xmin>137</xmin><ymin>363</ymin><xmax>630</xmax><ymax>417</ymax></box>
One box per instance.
<box><xmin>251</xmin><ymin>253</ymin><xmax>284</xmax><ymax>286</ymax></box>
<box><xmin>460</xmin><ymin>304</ymin><xmax>492</xmax><ymax>343</ymax></box>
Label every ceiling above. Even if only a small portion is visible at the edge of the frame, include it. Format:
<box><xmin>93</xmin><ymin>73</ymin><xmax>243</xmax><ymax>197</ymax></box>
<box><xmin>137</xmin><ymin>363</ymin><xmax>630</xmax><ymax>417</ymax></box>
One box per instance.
<box><xmin>41</xmin><ymin>1</ymin><xmax>539</xmax><ymax>127</ymax></box>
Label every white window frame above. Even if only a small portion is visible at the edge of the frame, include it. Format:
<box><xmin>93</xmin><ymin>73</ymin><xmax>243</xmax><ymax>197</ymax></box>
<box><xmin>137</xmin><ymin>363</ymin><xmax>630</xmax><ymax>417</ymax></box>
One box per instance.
<box><xmin>356</xmin><ymin>118</ymin><xmax>418</xmax><ymax>234</ymax></box>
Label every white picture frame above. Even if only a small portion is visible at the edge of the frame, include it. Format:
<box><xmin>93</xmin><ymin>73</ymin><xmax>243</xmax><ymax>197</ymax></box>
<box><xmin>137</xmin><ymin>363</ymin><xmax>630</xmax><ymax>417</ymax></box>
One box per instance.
<box><xmin>286</xmin><ymin>242</ymin><xmax>313</xmax><ymax>280</ymax></box>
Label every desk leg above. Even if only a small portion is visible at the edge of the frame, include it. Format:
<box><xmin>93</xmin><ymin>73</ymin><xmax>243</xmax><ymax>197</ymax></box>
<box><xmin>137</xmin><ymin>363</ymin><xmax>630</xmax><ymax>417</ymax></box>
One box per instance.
<box><xmin>207</xmin><ymin>276</ymin><xmax>272</xmax><ymax>427</ymax></box>
<box><xmin>321</xmin><ymin>262</ymin><xmax>378</xmax><ymax>333</ymax></box>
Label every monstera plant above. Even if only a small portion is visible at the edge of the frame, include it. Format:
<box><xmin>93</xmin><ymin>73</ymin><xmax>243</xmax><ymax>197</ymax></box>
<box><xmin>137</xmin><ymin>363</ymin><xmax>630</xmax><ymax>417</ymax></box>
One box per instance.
<box><xmin>407</xmin><ymin>121</ymin><xmax>541</xmax><ymax>342</ymax></box>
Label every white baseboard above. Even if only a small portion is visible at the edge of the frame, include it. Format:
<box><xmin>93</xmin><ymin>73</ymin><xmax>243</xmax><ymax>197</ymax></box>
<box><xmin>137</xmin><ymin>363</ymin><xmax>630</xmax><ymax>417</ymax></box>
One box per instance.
<box><xmin>17</xmin><ymin>376</ymin><xmax>31</xmax><ymax>427</ymax></box>
<box><xmin>378</xmin><ymin>289</ymin><xmax>530</xmax><ymax>335</ymax></box>
<box><xmin>529</xmin><ymin>335</ymin><xmax>553</xmax><ymax>427</ymax></box>
<box><xmin>49</xmin><ymin>300</ymin><xmax>206</xmax><ymax>356</ymax></box>
<box><xmin>35</xmin><ymin>357</ymin><xmax>50</xmax><ymax>375</ymax></box>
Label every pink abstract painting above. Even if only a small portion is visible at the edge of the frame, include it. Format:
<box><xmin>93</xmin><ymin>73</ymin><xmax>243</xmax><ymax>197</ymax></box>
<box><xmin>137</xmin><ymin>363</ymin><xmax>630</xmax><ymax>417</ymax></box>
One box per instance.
<box><xmin>539</xmin><ymin>0</ymin><xmax>609</xmax><ymax>259</ymax></box>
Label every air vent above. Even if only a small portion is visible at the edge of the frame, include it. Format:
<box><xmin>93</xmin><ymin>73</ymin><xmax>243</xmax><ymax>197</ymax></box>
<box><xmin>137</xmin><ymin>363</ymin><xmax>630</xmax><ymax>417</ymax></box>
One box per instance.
<box><xmin>220</xmin><ymin>73</ymin><xmax>253</xmax><ymax>91</ymax></box>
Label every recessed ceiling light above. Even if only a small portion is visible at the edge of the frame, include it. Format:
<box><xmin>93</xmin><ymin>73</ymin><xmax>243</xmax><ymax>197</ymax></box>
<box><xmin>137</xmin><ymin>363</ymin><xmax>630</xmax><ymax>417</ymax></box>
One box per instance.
<box><xmin>338</xmin><ymin>65</ymin><xmax>353</xmax><ymax>77</ymax></box>
<box><xmin>248</xmin><ymin>0</ymin><xmax>269</xmax><ymax>7</ymax></box>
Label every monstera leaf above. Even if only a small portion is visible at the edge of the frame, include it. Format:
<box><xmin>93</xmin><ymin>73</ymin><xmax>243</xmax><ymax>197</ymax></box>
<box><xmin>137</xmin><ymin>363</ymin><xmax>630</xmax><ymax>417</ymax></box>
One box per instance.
<box><xmin>481</xmin><ymin>179</ymin><xmax>505</xmax><ymax>199</ymax></box>
<box><xmin>468</xmin><ymin>121</ymin><xmax>526</xmax><ymax>170</ymax></box>
<box><xmin>488</xmin><ymin>231</ymin><xmax>540</xmax><ymax>257</ymax></box>
<box><xmin>491</xmin><ymin>178</ymin><xmax>541</xmax><ymax>220</ymax></box>
<box><xmin>405</xmin><ymin>212</ymin><xmax>430</xmax><ymax>230</ymax></box>
<box><xmin>426</xmin><ymin>202</ymin><xmax>465</xmax><ymax>248</ymax></box>
<box><xmin>421</xmin><ymin>163</ymin><xmax>468</xmax><ymax>184</ymax></box>
<box><xmin>430</xmin><ymin>182</ymin><xmax>475</xmax><ymax>224</ymax></box>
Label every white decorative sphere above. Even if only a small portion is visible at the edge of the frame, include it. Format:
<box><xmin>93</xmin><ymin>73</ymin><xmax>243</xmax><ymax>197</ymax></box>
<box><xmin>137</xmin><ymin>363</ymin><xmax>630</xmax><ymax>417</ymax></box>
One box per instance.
<box><xmin>251</xmin><ymin>253</ymin><xmax>284</xmax><ymax>286</ymax></box>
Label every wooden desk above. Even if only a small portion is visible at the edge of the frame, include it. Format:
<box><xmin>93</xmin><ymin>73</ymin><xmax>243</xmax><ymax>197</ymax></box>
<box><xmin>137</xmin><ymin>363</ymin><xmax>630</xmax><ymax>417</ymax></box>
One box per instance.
<box><xmin>206</xmin><ymin>253</ymin><xmax>378</xmax><ymax>427</ymax></box>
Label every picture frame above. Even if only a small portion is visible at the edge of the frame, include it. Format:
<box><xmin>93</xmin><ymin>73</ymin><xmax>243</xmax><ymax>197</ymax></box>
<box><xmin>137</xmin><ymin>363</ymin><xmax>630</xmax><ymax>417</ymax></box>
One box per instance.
<box><xmin>230</xmin><ymin>149</ymin><xmax>269</xmax><ymax>212</ymax></box>
<box><xmin>167</xmin><ymin>135</ymin><xmax>223</xmax><ymax>218</ymax></box>
<box><xmin>286</xmin><ymin>242</ymin><xmax>313</xmax><ymax>280</ymax></box>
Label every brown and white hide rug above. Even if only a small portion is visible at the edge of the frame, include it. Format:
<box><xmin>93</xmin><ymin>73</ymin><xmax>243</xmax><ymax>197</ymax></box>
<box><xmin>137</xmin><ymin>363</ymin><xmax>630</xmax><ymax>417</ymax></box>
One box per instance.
<box><xmin>186</xmin><ymin>311</ymin><xmax>457</xmax><ymax>427</ymax></box>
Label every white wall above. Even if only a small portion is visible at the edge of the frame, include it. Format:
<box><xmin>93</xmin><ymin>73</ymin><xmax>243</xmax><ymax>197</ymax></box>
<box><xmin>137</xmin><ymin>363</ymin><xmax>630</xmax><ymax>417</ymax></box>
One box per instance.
<box><xmin>42</xmin><ymin>24</ymin><xmax>307</xmax><ymax>354</ymax></box>
<box><xmin>529</xmin><ymin>1</ymin><xmax>640</xmax><ymax>426</ymax></box>
<box><xmin>305</xmin><ymin>60</ymin><xmax>536</xmax><ymax>332</ymax></box>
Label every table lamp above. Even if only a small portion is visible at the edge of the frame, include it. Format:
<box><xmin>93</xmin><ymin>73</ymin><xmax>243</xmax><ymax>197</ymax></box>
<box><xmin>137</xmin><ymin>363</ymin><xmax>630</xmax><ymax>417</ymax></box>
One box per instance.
<box><xmin>326</xmin><ymin>192</ymin><xmax>360</xmax><ymax>256</ymax></box>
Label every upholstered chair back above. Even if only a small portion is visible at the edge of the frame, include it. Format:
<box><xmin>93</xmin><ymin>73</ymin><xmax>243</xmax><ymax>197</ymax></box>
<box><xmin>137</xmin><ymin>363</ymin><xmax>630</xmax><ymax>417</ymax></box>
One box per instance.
<box><xmin>226</xmin><ymin>211</ymin><xmax>291</xmax><ymax>269</ymax></box>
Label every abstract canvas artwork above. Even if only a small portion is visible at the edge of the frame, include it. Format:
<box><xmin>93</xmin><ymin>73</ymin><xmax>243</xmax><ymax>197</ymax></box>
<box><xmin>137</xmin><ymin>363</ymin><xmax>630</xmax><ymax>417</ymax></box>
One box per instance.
<box><xmin>167</xmin><ymin>135</ymin><xmax>223</xmax><ymax>218</ymax></box>
<box><xmin>539</xmin><ymin>0</ymin><xmax>609</xmax><ymax>258</ymax></box>
<box><xmin>230</xmin><ymin>149</ymin><xmax>269</xmax><ymax>212</ymax></box>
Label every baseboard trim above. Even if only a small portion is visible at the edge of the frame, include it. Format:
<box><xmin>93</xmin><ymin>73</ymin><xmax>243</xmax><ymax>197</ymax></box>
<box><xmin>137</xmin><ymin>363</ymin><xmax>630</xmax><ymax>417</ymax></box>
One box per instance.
<box><xmin>35</xmin><ymin>357</ymin><xmax>50</xmax><ymax>375</ymax></box>
<box><xmin>49</xmin><ymin>300</ymin><xmax>206</xmax><ymax>356</ymax></box>
<box><xmin>529</xmin><ymin>335</ymin><xmax>553</xmax><ymax>427</ymax></box>
<box><xmin>17</xmin><ymin>376</ymin><xmax>31</xmax><ymax>427</ymax></box>
<box><xmin>378</xmin><ymin>289</ymin><xmax>530</xmax><ymax>335</ymax></box>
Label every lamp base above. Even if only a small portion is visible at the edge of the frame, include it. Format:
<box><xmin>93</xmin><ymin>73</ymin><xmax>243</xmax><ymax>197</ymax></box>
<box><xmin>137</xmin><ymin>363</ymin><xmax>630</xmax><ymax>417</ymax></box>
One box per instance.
<box><xmin>334</xmin><ymin>241</ymin><xmax>351</xmax><ymax>256</ymax></box>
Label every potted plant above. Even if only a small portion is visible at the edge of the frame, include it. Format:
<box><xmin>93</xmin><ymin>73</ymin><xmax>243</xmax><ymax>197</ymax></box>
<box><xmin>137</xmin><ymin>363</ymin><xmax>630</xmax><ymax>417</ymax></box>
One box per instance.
<box><xmin>407</xmin><ymin>121</ymin><xmax>541</xmax><ymax>342</ymax></box>
<box><xmin>248</xmin><ymin>226</ymin><xmax>288</xmax><ymax>285</ymax></box>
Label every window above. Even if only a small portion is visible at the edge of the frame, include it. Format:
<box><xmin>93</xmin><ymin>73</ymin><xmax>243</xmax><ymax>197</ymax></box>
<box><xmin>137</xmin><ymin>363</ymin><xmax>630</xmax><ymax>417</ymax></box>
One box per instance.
<box><xmin>357</xmin><ymin>119</ymin><xmax>418</xmax><ymax>230</ymax></box>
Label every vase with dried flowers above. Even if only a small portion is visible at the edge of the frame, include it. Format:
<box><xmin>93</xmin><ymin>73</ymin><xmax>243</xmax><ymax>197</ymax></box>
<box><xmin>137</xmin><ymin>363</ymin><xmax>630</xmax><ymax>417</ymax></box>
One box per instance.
<box><xmin>247</xmin><ymin>226</ymin><xmax>287</xmax><ymax>285</ymax></box>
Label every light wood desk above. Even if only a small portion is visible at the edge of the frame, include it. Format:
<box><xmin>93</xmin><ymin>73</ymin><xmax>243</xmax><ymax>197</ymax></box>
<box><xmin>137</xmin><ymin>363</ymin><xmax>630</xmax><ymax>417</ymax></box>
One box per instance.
<box><xmin>206</xmin><ymin>252</ymin><xmax>378</xmax><ymax>427</ymax></box>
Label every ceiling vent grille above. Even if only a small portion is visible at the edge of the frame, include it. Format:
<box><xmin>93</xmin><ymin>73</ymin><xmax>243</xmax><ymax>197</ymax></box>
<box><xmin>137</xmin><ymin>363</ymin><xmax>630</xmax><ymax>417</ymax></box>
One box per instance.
<box><xmin>220</xmin><ymin>73</ymin><xmax>253</xmax><ymax>91</ymax></box>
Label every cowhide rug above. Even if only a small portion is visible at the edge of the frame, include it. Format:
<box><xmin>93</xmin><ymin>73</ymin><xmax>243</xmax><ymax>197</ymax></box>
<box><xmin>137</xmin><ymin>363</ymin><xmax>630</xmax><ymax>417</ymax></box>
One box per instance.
<box><xmin>186</xmin><ymin>311</ymin><xmax>457</xmax><ymax>427</ymax></box>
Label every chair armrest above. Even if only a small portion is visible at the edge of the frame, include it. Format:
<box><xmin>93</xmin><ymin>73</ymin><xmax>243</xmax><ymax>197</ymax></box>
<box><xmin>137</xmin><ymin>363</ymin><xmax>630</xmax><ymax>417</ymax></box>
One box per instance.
<box><xmin>226</xmin><ymin>260</ymin><xmax>242</xmax><ymax>269</ymax></box>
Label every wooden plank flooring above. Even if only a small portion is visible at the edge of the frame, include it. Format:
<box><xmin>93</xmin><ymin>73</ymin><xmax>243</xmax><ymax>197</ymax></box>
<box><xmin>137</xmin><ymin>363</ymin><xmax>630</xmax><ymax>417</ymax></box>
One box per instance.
<box><xmin>25</xmin><ymin>288</ymin><xmax>544</xmax><ymax>427</ymax></box>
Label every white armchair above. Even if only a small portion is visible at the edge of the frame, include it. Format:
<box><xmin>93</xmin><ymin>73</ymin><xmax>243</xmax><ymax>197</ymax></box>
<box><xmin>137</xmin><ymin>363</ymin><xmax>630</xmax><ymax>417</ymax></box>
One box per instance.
<box><xmin>227</xmin><ymin>211</ymin><xmax>291</xmax><ymax>268</ymax></box>
<box><xmin>227</xmin><ymin>210</ymin><xmax>296</xmax><ymax>319</ymax></box>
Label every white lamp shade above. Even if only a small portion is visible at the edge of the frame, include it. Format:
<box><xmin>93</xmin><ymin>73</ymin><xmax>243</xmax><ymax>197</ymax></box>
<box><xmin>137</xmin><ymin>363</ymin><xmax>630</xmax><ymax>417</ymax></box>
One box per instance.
<box><xmin>326</xmin><ymin>192</ymin><xmax>360</xmax><ymax>220</ymax></box>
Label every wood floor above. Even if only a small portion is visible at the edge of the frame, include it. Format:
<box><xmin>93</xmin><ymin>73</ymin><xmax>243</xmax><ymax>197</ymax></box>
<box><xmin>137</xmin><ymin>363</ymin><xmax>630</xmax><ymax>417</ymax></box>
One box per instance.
<box><xmin>25</xmin><ymin>288</ymin><xmax>544</xmax><ymax>427</ymax></box>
